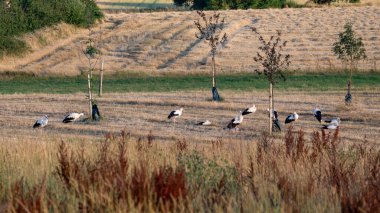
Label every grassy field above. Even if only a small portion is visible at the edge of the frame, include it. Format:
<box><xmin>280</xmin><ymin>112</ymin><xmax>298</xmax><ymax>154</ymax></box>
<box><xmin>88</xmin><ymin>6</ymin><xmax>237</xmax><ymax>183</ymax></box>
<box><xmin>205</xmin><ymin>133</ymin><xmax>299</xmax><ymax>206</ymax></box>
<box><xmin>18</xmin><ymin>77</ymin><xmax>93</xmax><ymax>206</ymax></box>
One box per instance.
<box><xmin>1</xmin><ymin>72</ymin><xmax>379</xmax><ymax>94</ymax></box>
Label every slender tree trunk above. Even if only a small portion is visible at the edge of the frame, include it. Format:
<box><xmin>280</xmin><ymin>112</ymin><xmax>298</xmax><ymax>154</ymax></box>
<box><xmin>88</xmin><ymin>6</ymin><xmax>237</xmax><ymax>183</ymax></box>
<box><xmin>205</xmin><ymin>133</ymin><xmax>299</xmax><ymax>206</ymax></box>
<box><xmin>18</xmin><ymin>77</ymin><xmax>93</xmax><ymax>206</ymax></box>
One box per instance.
<box><xmin>212</xmin><ymin>54</ymin><xmax>216</xmax><ymax>88</ymax></box>
<box><xmin>88</xmin><ymin>69</ymin><xmax>93</xmax><ymax>118</ymax></box>
<box><xmin>271</xmin><ymin>85</ymin><xmax>274</xmax><ymax>116</ymax></box>
<box><xmin>269</xmin><ymin>83</ymin><xmax>273</xmax><ymax>135</ymax></box>
<box><xmin>99</xmin><ymin>58</ymin><xmax>104</xmax><ymax>97</ymax></box>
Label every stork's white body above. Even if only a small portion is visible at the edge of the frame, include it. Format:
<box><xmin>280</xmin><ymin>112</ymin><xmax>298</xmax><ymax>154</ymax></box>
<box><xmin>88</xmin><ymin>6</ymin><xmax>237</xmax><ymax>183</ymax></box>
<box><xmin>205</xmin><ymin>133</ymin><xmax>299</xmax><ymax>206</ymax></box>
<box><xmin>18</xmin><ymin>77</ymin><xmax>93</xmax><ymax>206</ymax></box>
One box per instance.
<box><xmin>63</xmin><ymin>113</ymin><xmax>84</xmax><ymax>123</ymax></box>
<box><xmin>242</xmin><ymin>105</ymin><xmax>257</xmax><ymax>115</ymax></box>
<box><xmin>33</xmin><ymin>115</ymin><xmax>48</xmax><ymax>128</ymax></box>
<box><xmin>168</xmin><ymin>108</ymin><xmax>183</xmax><ymax>123</ymax></box>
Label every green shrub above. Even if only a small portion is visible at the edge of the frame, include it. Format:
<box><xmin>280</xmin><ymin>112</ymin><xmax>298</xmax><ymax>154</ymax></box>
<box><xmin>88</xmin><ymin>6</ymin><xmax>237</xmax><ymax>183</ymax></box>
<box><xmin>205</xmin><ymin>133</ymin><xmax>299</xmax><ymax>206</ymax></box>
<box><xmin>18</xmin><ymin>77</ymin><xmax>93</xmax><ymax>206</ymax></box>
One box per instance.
<box><xmin>0</xmin><ymin>36</ymin><xmax>29</xmax><ymax>56</ymax></box>
<box><xmin>173</xmin><ymin>0</ymin><xmax>193</xmax><ymax>6</ymax></box>
<box><xmin>312</xmin><ymin>0</ymin><xmax>336</xmax><ymax>4</ymax></box>
<box><xmin>177</xmin><ymin>151</ymin><xmax>240</xmax><ymax>194</ymax></box>
<box><xmin>0</xmin><ymin>0</ymin><xmax>103</xmax><ymax>55</ymax></box>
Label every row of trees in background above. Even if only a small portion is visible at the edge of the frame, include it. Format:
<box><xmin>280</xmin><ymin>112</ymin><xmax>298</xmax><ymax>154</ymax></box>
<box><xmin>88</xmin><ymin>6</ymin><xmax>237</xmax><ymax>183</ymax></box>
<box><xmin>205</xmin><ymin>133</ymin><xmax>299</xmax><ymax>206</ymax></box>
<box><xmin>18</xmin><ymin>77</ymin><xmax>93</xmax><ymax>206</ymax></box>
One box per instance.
<box><xmin>0</xmin><ymin>0</ymin><xmax>102</xmax><ymax>56</ymax></box>
<box><xmin>174</xmin><ymin>0</ymin><xmax>360</xmax><ymax>9</ymax></box>
<box><xmin>175</xmin><ymin>0</ymin><xmax>291</xmax><ymax>9</ymax></box>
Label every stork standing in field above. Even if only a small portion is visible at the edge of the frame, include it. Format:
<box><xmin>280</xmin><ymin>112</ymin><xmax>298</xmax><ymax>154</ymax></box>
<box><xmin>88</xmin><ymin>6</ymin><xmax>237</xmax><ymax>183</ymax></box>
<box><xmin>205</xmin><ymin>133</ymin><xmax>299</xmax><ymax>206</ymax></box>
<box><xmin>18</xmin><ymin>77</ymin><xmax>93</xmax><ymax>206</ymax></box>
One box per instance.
<box><xmin>168</xmin><ymin>108</ymin><xmax>183</xmax><ymax>123</ymax></box>
<box><xmin>62</xmin><ymin>113</ymin><xmax>84</xmax><ymax>123</ymax></box>
<box><xmin>196</xmin><ymin>120</ymin><xmax>212</xmax><ymax>126</ymax></box>
<box><xmin>225</xmin><ymin>111</ymin><xmax>244</xmax><ymax>130</ymax></box>
<box><xmin>33</xmin><ymin>115</ymin><xmax>48</xmax><ymax>128</ymax></box>
<box><xmin>312</xmin><ymin>108</ymin><xmax>322</xmax><ymax>123</ymax></box>
<box><xmin>285</xmin><ymin>112</ymin><xmax>299</xmax><ymax>124</ymax></box>
<box><xmin>242</xmin><ymin>105</ymin><xmax>257</xmax><ymax>115</ymax></box>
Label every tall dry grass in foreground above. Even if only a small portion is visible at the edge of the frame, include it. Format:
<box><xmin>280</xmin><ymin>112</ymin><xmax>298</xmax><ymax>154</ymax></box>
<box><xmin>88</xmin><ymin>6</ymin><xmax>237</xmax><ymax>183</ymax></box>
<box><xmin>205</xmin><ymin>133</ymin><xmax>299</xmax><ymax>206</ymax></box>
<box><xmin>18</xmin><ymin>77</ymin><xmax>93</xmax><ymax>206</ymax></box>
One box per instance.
<box><xmin>0</xmin><ymin>128</ymin><xmax>379</xmax><ymax>212</ymax></box>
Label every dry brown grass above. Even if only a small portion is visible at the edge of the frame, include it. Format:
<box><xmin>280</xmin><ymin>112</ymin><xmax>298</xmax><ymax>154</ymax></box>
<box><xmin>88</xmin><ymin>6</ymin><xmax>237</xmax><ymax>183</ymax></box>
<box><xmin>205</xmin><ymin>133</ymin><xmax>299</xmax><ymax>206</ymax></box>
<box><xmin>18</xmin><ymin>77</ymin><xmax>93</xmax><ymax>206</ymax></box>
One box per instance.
<box><xmin>1</xmin><ymin>6</ymin><xmax>379</xmax><ymax>75</ymax></box>
<box><xmin>1</xmin><ymin>126</ymin><xmax>379</xmax><ymax>212</ymax></box>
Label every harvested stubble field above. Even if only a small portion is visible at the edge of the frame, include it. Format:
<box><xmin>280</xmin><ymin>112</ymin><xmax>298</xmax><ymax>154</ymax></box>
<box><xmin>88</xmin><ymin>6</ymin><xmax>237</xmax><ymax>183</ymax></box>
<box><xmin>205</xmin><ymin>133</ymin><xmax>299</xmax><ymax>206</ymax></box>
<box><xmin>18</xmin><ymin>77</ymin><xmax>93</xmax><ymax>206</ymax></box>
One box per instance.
<box><xmin>1</xmin><ymin>90</ymin><xmax>379</xmax><ymax>144</ymax></box>
<box><xmin>1</xmin><ymin>6</ymin><xmax>379</xmax><ymax>75</ymax></box>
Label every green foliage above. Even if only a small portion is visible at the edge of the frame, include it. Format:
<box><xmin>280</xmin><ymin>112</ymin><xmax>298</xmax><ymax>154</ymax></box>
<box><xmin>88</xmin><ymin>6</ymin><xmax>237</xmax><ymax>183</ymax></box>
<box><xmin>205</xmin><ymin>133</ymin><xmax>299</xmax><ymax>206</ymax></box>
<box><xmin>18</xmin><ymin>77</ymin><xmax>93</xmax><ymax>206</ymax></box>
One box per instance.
<box><xmin>313</xmin><ymin>0</ymin><xmax>336</xmax><ymax>4</ymax></box>
<box><xmin>173</xmin><ymin>0</ymin><xmax>193</xmax><ymax>6</ymax></box>
<box><xmin>0</xmin><ymin>36</ymin><xmax>29</xmax><ymax>57</ymax></box>
<box><xmin>188</xmin><ymin>0</ymin><xmax>291</xmax><ymax>10</ymax></box>
<box><xmin>333</xmin><ymin>22</ymin><xmax>366</xmax><ymax>64</ymax></box>
<box><xmin>0</xmin><ymin>0</ymin><xmax>103</xmax><ymax>56</ymax></box>
<box><xmin>177</xmin><ymin>151</ymin><xmax>240</xmax><ymax>194</ymax></box>
<box><xmin>85</xmin><ymin>45</ymin><xmax>100</xmax><ymax>58</ymax></box>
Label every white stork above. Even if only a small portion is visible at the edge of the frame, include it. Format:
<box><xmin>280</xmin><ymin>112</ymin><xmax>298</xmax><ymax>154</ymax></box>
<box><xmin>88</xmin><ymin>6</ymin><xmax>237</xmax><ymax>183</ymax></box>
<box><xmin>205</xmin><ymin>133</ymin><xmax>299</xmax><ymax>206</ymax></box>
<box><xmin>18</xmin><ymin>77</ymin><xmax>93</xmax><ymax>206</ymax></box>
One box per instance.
<box><xmin>63</xmin><ymin>113</ymin><xmax>84</xmax><ymax>123</ymax></box>
<box><xmin>225</xmin><ymin>111</ymin><xmax>244</xmax><ymax>130</ymax></box>
<box><xmin>323</xmin><ymin>118</ymin><xmax>341</xmax><ymax>125</ymax></box>
<box><xmin>33</xmin><ymin>115</ymin><xmax>48</xmax><ymax>128</ymax></box>
<box><xmin>168</xmin><ymin>108</ymin><xmax>183</xmax><ymax>123</ymax></box>
<box><xmin>196</xmin><ymin>120</ymin><xmax>212</xmax><ymax>126</ymax></box>
<box><xmin>312</xmin><ymin>108</ymin><xmax>322</xmax><ymax>123</ymax></box>
<box><xmin>285</xmin><ymin>112</ymin><xmax>299</xmax><ymax>124</ymax></box>
<box><xmin>242</xmin><ymin>105</ymin><xmax>257</xmax><ymax>116</ymax></box>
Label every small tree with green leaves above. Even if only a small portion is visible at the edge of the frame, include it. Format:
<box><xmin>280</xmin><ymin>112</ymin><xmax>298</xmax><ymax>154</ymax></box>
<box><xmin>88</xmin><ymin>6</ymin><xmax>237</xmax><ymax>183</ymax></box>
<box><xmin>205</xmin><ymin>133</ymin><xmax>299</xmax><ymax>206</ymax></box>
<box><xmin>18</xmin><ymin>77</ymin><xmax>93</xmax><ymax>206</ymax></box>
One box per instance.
<box><xmin>253</xmin><ymin>28</ymin><xmax>291</xmax><ymax>135</ymax></box>
<box><xmin>194</xmin><ymin>11</ymin><xmax>228</xmax><ymax>101</ymax></box>
<box><xmin>81</xmin><ymin>28</ymin><xmax>101</xmax><ymax>119</ymax></box>
<box><xmin>333</xmin><ymin>22</ymin><xmax>366</xmax><ymax>105</ymax></box>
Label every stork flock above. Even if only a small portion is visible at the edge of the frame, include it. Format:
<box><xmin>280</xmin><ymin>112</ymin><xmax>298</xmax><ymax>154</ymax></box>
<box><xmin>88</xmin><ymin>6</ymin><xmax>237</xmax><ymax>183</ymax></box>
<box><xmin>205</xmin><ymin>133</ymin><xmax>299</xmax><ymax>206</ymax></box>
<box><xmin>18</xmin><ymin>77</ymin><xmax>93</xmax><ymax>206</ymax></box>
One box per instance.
<box><xmin>166</xmin><ymin>106</ymin><xmax>340</xmax><ymax>131</ymax></box>
<box><xmin>33</xmin><ymin>106</ymin><xmax>340</xmax><ymax>131</ymax></box>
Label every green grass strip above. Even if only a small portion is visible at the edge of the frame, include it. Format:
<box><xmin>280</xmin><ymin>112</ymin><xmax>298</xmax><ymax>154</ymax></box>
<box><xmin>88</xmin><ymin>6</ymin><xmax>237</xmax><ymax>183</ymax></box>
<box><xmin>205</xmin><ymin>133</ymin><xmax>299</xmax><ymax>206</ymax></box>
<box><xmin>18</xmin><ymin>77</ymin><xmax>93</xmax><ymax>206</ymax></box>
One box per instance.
<box><xmin>0</xmin><ymin>72</ymin><xmax>379</xmax><ymax>94</ymax></box>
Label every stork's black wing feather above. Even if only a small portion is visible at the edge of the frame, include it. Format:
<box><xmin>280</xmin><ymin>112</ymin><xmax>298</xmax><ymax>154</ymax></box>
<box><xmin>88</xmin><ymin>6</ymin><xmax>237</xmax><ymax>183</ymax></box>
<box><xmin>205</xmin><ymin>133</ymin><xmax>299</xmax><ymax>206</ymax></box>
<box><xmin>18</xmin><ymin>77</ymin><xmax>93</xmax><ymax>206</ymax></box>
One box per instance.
<box><xmin>226</xmin><ymin>118</ymin><xmax>238</xmax><ymax>129</ymax></box>
<box><xmin>315</xmin><ymin>111</ymin><xmax>322</xmax><ymax>122</ymax></box>
<box><xmin>63</xmin><ymin>116</ymin><xmax>75</xmax><ymax>123</ymax></box>
<box><xmin>242</xmin><ymin>108</ymin><xmax>251</xmax><ymax>115</ymax></box>
<box><xmin>33</xmin><ymin>122</ymin><xmax>41</xmax><ymax>128</ymax></box>
<box><xmin>168</xmin><ymin>111</ymin><xmax>176</xmax><ymax>119</ymax></box>
<box><xmin>285</xmin><ymin>115</ymin><xmax>294</xmax><ymax>124</ymax></box>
